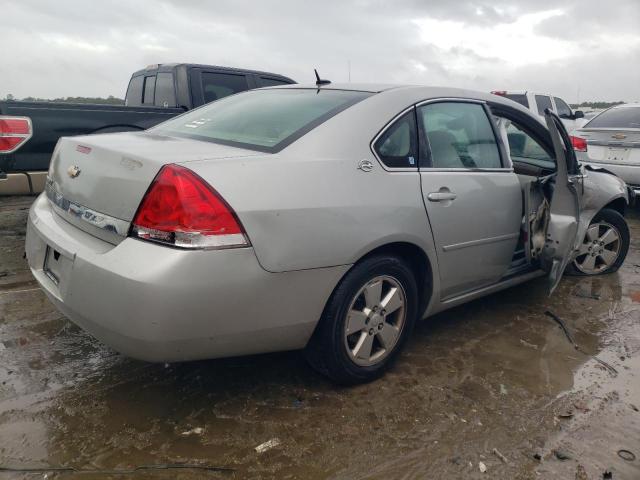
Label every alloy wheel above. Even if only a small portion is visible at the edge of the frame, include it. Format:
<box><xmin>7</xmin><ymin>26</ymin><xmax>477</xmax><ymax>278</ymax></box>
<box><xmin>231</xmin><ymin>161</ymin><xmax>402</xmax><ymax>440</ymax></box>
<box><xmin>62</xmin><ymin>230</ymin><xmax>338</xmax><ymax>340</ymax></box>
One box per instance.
<box><xmin>343</xmin><ymin>275</ymin><xmax>407</xmax><ymax>367</ymax></box>
<box><xmin>573</xmin><ymin>222</ymin><xmax>621</xmax><ymax>274</ymax></box>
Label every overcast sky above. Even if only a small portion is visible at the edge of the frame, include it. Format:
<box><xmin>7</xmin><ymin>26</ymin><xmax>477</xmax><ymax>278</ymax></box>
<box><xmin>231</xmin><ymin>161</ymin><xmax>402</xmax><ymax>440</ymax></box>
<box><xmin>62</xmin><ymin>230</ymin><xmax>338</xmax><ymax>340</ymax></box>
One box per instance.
<box><xmin>2</xmin><ymin>0</ymin><xmax>639</xmax><ymax>103</ymax></box>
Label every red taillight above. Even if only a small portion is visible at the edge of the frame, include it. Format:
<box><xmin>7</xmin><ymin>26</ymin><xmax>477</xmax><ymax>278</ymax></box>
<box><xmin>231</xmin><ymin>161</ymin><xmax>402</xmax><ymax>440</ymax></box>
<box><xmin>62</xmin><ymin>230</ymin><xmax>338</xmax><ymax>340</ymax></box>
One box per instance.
<box><xmin>130</xmin><ymin>164</ymin><xmax>249</xmax><ymax>249</ymax></box>
<box><xmin>570</xmin><ymin>135</ymin><xmax>588</xmax><ymax>152</ymax></box>
<box><xmin>0</xmin><ymin>116</ymin><xmax>32</xmax><ymax>153</ymax></box>
<box><xmin>491</xmin><ymin>90</ymin><xmax>507</xmax><ymax>96</ymax></box>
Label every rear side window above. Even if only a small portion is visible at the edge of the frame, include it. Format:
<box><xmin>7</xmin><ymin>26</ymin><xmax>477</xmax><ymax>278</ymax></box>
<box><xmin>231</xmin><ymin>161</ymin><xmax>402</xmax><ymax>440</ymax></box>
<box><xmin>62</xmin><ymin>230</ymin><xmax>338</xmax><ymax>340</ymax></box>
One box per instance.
<box><xmin>154</xmin><ymin>73</ymin><xmax>176</xmax><ymax>108</ymax></box>
<box><xmin>505</xmin><ymin>94</ymin><xmax>529</xmax><ymax>108</ymax></box>
<box><xmin>418</xmin><ymin>102</ymin><xmax>502</xmax><ymax>169</ymax></box>
<box><xmin>554</xmin><ymin>97</ymin><xmax>572</xmax><ymax>118</ymax></box>
<box><xmin>535</xmin><ymin>95</ymin><xmax>553</xmax><ymax>115</ymax></box>
<box><xmin>259</xmin><ymin>77</ymin><xmax>291</xmax><ymax>87</ymax></box>
<box><xmin>373</xmin><ymin>111</ymin><xmax>418</xmax><ymax>169</ymax></box>
<box><xmin>152</xmin><ymin>88</ymin><xmax>372</xmax><ymax>152</ymax></box>
<box><xmin>201</xmin><ymin>72</ymin><xmax>249</xmax><ymax>103</ymax></box>
<box><xmin>586</xmin><ymin>106</ymin><xmax>640</xmax><ymax>129</ymax></box>
<box><xmin>143</xmin><ymin>76</ymin><xmax>156</xmax><ymax>105</ymax></box>
<box><xmin>125</xmin><ymin>76</ymin><xmax>144</xmax><ymax>106</ymax></box>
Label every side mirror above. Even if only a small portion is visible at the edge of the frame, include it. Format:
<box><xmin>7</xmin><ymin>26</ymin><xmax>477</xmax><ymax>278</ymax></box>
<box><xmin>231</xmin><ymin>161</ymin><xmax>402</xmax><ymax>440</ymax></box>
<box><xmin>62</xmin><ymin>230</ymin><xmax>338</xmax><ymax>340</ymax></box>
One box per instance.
<box><xmin>574</xmin><ymin>110</ymin><xmax>585</xmax><ymax>119</ymax></box>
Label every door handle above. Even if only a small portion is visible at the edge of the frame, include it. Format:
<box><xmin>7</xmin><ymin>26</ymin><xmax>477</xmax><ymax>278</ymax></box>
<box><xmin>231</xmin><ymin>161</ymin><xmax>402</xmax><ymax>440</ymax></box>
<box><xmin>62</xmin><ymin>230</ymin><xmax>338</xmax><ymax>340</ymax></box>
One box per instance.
<box><xmin>427</xmin><ymin>191</ymin><xmax>457</xmax><ymax>202</ymax></box>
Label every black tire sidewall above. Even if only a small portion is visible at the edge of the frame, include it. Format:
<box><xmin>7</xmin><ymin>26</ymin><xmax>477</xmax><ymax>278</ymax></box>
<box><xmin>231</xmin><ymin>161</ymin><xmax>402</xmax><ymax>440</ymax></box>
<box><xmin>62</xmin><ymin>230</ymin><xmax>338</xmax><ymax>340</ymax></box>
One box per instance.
<box><xmin>310</xmin><ymin>255</ymin><xmax>418</xmax><ymax>384</ymax></box>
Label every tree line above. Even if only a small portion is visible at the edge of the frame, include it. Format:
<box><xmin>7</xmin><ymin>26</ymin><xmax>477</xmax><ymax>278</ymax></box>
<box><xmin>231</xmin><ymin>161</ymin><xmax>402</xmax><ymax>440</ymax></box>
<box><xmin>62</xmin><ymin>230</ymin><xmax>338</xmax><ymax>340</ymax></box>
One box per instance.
<box><xmin>2</xmin><ymin>94</ymin><xmax>124</xmax><ymax>105</ymax></box>
<box><xmin>570</xmin><ymin>101</ymin><xmax>625</xmax><ymax>109</ymax></box>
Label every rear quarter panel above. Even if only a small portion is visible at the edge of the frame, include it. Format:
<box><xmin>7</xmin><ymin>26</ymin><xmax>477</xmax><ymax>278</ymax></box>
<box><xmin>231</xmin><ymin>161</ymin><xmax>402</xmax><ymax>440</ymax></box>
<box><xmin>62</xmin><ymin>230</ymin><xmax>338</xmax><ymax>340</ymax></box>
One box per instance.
<box><xmin>182</xmin><ymin>93</ymin><xmax>437</xmax><ymax>274</ymax></box>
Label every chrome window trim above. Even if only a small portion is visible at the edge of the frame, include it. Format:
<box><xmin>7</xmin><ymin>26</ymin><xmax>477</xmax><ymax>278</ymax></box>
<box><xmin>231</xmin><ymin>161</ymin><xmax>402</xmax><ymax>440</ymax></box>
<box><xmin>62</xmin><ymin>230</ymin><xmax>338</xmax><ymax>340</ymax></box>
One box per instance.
<box><xmin>415</xmin><ymin>97</ymin><xmax>513</xmax><ymax>172</ymax></box>
<box><xmin>369</xmin><ymin>105</ymin><xmax>419</xmax><ymax>172</ymax></box>
<box><xmin>45</xmin><ymin>180</ymin><xmax>130</xmax><ymax>244</ymax></box>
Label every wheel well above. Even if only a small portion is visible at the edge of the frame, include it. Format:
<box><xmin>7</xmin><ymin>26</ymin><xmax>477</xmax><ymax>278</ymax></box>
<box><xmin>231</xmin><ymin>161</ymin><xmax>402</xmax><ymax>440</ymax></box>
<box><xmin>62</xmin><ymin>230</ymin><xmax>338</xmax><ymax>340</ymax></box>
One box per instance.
<box><xmin>359</xmin><ymin>242</ymin><xmax>433</xmax><ymax>314</ymax></box>
<box><xmin>602</xmin><ymin>197</ymin><xmax>626</xmax><ymax>216</ymax></box>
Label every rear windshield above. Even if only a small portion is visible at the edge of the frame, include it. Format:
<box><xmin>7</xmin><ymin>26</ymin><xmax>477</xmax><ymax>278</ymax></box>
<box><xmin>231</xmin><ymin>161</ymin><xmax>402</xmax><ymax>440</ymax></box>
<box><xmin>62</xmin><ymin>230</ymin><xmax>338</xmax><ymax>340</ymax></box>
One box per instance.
<box><xmin>586</xmin><ymin>106</ymin><xmax>640</xmax><ymax>129</ymax></box>
<box><xmin>505</xmin><ymin>94</ymin><xmax>529</xmax><ymax>108</ymax></box>
<box><xmin>152</xmin><ymin>88</ymin><xmax>372</xmax><ymax>152</ymax></box>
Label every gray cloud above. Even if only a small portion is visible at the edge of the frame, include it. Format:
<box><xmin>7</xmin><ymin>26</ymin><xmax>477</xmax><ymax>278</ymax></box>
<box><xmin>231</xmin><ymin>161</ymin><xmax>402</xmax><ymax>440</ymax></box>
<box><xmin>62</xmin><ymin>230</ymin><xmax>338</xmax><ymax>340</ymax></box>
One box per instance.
<box><xmin>1</xmin><ymin>0</ymin><xmax>638</xmax><ymax>102</ymax></box>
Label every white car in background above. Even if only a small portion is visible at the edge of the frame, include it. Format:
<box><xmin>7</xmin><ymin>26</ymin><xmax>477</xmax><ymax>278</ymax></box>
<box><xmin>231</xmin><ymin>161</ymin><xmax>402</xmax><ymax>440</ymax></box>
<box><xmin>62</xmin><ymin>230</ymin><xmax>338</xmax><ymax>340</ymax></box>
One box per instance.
<box><xmin>571</xmin><ymin>103</ymin><xmax>640</xmax><ymax>197</ymax></box>
<box><xmin>491</xmin><ymin>91</ymin><xmax>585</xmax><ymax>133</ymax></box>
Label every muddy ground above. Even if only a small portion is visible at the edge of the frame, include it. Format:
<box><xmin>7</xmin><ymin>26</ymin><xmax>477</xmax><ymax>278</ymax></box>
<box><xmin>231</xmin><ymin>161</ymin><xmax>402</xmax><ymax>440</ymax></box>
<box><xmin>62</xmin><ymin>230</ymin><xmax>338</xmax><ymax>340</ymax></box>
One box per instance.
<box><xmin>1</xmin><ymin>195</ymin><xmax>639</xmax><ymax>479</ymax></box>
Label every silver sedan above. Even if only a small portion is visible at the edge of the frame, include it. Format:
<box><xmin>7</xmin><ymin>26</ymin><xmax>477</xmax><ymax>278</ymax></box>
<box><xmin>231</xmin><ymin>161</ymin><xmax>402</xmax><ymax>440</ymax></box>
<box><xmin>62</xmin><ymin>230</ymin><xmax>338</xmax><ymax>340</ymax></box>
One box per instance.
<box><xmin>26</xmin><ymin>84</ymin><xmax>630</xmax><ymax>384</ymax></box>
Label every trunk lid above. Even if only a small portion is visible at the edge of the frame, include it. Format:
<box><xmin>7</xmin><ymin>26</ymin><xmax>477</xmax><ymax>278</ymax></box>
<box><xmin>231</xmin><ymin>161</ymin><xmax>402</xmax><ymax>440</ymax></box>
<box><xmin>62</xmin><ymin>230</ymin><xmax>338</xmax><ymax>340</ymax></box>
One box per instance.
<box><xmin>47</xmin><ymin>132</ymin><xmax>261</xmax><ymax>241</ymax></box>
<box><xmin>576</xmin><ymin>128</ymin><xmax>640</xmax><ymax>165</ymax></box>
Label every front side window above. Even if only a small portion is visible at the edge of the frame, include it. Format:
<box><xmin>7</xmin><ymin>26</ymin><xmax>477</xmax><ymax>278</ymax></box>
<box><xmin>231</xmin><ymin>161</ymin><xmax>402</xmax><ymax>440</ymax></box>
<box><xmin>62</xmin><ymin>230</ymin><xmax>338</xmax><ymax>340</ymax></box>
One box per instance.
<box><xmin>152</xmin><ymin>88</ymin><xmax>372</xmax><ymax>152</ymax></box>
<box><xmin>418</xmin><ymin>102</ymin><xmax>502</xmax><ymax>169</ymax></box>
<box><xmin>554</xmin><ymin>97</ymin><xmax>572</xmax><ymax>118</ymax></box>
<box><xmin>373</xmin><ymin>111</ymin><xmax>418</xmax><ymax>169</ymax></box>
<box><xmin>201</xmin><ymin>72</ymin><xmax>249</xmax><ymax>103</ymax></box>
<box><xmin>535</xmin><ymin>95</ymin><xmax>553</xmax><ymax>115</ymax></box>
<box><xmin>501</xmin><ymin>119</ymin><xmax>555</xmax><ymax>170</ymax></box>
<box><xmin>154</xmin><ymin>73</ymin><xmax>176</xmax><ymax>108</ymax></box>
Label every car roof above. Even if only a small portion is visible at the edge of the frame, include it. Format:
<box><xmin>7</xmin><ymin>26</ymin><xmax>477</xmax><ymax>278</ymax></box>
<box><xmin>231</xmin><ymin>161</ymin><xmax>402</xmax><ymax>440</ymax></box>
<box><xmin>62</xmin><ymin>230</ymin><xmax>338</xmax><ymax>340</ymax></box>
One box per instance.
<box><xmin>272</xmin><ymin>83</ymin><xmax>531</xmax><ymax>108</ymax></box>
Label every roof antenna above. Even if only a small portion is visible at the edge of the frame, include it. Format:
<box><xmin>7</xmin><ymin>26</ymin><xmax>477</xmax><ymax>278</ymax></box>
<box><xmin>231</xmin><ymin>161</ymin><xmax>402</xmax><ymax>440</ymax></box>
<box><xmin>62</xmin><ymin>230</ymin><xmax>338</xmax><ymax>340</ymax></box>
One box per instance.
<box><xmin>314</xmin><ymin>69</ymin><xmax>331</xmax><ymax>87</ymax></box>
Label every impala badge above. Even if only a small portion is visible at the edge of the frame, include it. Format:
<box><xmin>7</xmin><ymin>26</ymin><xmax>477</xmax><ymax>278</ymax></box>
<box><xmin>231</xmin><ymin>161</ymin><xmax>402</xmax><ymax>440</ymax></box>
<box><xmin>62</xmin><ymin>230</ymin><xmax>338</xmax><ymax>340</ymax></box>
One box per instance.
<box><xmin>67</xmin><ymin>165</ymin><xmax>81</xmax><ymax>179</ymax></box>
<box><xmin>357</xmin><ymin>159</ymin><xmax>374</xmax><ymax>172</ymax></box>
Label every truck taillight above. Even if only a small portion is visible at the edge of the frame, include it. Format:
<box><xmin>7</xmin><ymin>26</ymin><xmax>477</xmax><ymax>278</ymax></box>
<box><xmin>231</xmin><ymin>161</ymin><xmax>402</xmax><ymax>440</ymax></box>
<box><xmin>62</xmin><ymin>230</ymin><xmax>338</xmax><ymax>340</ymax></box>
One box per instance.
<box><xmin>0</xmin><ymin>116</ymin><xmax>32</xmax><ymax>153</ymax></box>
<box><xmin>130</xmin><ymin>164</ymin><xmax>250</xmax><ymax>249</ymax></box>
<box><xmin>570</xmin><ymin>135</ymin><xmax>588</xmax><ymax>152</ymax></box>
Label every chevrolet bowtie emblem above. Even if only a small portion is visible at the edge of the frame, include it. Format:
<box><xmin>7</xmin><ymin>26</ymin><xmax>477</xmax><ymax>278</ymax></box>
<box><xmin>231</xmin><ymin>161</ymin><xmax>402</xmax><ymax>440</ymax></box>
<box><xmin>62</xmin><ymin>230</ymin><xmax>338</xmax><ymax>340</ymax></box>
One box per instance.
<box><xmin>67</xmin><ymin>165</ymin><xmax>81</xmax><ymax>178</ymax></box>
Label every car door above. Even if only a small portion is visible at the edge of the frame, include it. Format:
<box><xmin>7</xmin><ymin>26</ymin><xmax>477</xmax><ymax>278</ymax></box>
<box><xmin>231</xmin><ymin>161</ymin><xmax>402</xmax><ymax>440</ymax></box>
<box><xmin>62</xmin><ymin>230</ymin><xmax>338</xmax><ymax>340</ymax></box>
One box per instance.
<box><xmin>417</xmin><ymin>100</ymin><xmax>523</xmax><ymax>299</ymax></box>
<box><xmin>541</xmin><ymin>109</ymin><xmax>582</xmax><ymax>293</ymax></box>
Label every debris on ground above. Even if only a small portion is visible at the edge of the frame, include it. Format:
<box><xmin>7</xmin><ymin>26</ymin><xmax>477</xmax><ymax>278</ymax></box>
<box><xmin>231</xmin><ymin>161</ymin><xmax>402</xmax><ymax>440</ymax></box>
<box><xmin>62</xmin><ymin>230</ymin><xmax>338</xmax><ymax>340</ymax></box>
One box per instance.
<box><xmin>492</xmin><ymin>448</ymin><xmax>508</xmax><ymax>464</ymax></box>
<box><xmin>575</xmin><ymin>464</ymin><xmax>588</xmax><ymax>480</ymax></box>
<box><xmin>500</xmin><ymin>384</ymin><xmax>508</xmax><ymax>395</ymax></box>
<box><xmin>554</xmin><ymin>449</ymin><xmax>572</xmax><ymax>461</ymax></box>
<box><xmin>520</xmin><ymin>339</ymin><xmax>538</xmax><ymax>349</ymax></box>
<box><xmin>557</xmin><ymin>411</ymin><xmax>574</xmax><ymax>419</ymax></box>
<box><xmin>180</xmin><ymin>427</ymin><xmax>204</xmax><ymax>436</ymax></box>
<box><xmin>603</xmin><ymin>471</ymin><xmax>613</xmax><ymax>479</ymax></box>
<box><xmin>573</xmin><ymin>288</ymin><xmax>601</xmax><ymax>300</ymax></box>
<box><xmin>545</xmin><ymin>310</ymin><xmax>618</xmax><ymax>376</ymax></box>
<box><xmin>255</xmin><ymin>438</ymin><xmax>281</xmax><ymax>453</ymax></box>
<box><xmin>617</xmin><ymin>449</ymin><xmax>635</xmax><ymax>462</ymax></box>
<box><xmin>478</xmin><ymin>461</ymin><xmax>487</xmax><ymax>473</ymax></box>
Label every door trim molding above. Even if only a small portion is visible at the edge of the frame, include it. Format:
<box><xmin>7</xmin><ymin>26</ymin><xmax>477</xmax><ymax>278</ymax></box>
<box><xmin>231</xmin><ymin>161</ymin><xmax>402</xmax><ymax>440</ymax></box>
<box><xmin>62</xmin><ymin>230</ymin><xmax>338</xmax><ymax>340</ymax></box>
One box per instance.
<box><xmin>442</xmin><ymin>232</ymin><xmax>520</xmax><ymax>252</ymax></box>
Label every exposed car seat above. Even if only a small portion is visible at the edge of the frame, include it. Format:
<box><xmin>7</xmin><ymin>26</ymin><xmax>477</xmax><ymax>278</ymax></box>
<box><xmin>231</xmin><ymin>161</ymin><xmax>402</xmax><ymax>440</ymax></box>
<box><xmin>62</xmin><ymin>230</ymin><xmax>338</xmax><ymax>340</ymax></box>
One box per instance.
<box><xmin>427</xmin><ymin>130</ymin><xmax>464</xmax><ymax>168</ymax></box>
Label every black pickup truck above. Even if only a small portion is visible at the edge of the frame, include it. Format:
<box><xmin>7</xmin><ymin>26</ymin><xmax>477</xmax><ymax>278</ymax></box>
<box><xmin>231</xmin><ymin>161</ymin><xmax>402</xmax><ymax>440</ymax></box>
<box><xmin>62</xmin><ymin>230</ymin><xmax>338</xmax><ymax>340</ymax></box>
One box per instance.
<box><xmin>0</xmin><ymin>63</ymin><xmax>295</xmax><ymax>194</ymax></box>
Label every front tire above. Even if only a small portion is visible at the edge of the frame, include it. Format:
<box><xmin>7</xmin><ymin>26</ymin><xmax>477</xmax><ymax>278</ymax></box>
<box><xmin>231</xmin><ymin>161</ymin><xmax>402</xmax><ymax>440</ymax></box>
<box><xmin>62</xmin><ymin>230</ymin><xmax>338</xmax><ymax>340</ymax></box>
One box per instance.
<box><xmin>566</xmin><ymin>208</ymin><xmax>629</xmax><ymax>276</ymax></box>
<box><xmin>305</xmin><ymin>255</ymin><xmax>418</xmax><ymax>385</ymax></box>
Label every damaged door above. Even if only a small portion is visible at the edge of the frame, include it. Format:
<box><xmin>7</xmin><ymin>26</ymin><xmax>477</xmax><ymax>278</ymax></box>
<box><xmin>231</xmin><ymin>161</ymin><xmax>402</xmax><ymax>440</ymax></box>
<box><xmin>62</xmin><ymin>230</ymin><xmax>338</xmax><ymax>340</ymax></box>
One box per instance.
<box><xmin>541</xmin><ymin>109</ymin><xmax>583</xmax><ymax>293</ymax></box>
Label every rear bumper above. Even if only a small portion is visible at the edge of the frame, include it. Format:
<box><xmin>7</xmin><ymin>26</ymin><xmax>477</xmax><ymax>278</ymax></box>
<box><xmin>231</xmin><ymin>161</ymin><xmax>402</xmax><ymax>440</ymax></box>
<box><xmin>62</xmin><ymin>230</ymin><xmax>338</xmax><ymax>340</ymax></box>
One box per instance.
<box><xmin>26</xmin><ymin>194</ymin><xmax>348</xmax><ymax>362</ymax></box>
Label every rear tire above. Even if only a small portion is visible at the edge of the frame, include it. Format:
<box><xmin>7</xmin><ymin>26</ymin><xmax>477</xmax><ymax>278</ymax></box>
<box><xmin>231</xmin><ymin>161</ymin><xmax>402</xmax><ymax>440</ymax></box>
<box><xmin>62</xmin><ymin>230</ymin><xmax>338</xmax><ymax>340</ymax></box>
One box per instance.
<box><xmin>565</xmin><ymin>208</ymin><xmax>629</xmax><ymax>276</ymax></box>
<box><xmin>305</xmin><ymin>255</ymin><xmax>418</xmax><ymax>385</ymax></box>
